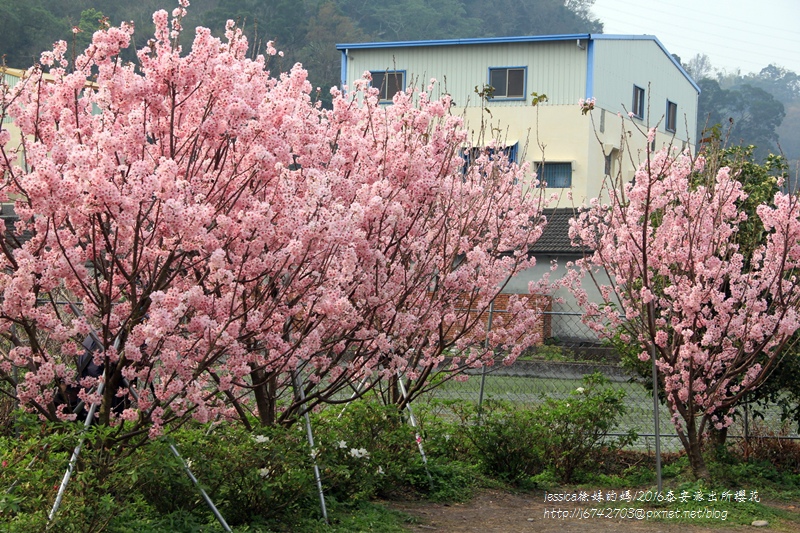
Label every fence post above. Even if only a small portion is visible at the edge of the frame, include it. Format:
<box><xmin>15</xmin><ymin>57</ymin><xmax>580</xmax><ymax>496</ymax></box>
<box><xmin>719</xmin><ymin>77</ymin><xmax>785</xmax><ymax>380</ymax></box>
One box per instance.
<box><xmin>744</xmin><ymin>403</ymin><xmax>750</xmax><ymax>442</ymax></box>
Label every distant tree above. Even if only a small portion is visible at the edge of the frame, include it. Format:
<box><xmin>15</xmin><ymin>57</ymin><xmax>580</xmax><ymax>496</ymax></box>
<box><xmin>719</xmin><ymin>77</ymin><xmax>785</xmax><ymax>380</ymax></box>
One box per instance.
<box><xmin>462</xmin><ymin>0</ymin><xmax>602</xmax><ymax>36</ymax></box>
<box><xmin>335</xmin><ymin>0</ymin><xmax>480</xmax><ymax>41</ymax></box>
<box><xmin>0</xmin><ymin>0</ymin><xmax>68</xmax><ymax>67</ymax></box>
<box><xmin>742</xmin><ymin>64</ymin><xmax>800</xmax><ymax>104</ymax></box>
<box><xmin>684</xmin><ymin>53</ymin><xmax>713</xmax><ymax>82</ymax></box>
<box><xmin>698</xmin><ymin>79</ymin><xmax>785</xmax><ymax>162</ymax></box>
<box><xmin>72</xmin><ymin>9</ymin><xmax>106</xmax><ymax>56</ymax></box>
<box><xmin>777</xmin><ymin>102</ymin><xmax>800</xmax><ymax>166</ymax></box>
<box><xmin>202</xmin><ymin>0</ymin><xmax>311</xmax><ymax>58</ymax></box>
<box><xmin>298</xmin><ymin>1</ymin><xmax>366</xmax><ymax>106</ymax></box>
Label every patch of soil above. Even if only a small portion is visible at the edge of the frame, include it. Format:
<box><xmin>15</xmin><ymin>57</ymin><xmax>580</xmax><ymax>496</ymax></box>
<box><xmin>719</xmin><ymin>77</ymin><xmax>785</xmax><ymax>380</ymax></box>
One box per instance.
<box><xmin>386</xmin><ymin>489</ymin><xmax>800</xmax><ymax>532</ymax></box>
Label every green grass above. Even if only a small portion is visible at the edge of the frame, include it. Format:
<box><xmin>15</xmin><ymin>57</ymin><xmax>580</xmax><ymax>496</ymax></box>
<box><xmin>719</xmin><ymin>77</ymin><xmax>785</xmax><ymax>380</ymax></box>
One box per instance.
<box><xmin>89</xmin><ymin>501</ymin><xmax>414</xmax><ymax>533</ymax></box>
<box><xmin>260</xmin><ymin>501</ymin><xmax>414</xmax><ymax>533</ymax></box>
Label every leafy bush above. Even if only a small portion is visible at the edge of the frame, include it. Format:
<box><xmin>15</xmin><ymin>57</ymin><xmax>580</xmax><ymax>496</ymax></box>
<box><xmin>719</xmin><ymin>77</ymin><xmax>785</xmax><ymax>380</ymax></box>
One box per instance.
<box><xmin>311</xmin><ymin>401</ymin><xmax>415</xmax><ymax>502</ymax></box>
<box><xmin>461</xmin><ymin>400</ymin><xmax>545</xmax><ymax>484</ymax></box>
<box><xmin>463</xmin><ymin>373</ymin><xmax>635</xmax><ymax>483</ymax></box>
<box><xmin>536</xmin><ymin>373</ymin><xmax>637</xmax><ymax>481</ymax></box>
<box><xmin>0</xmin><ymin>418</ymin><xmax>156</xmax><ymax>532</ymax></box>
<box><xmin>312</xmin><ymin>398</ymin><xmax>482</xmax><ymax>503</ymax></box>
<box><xmin>138</xmin><ymin>423</ymin><xmax>315</xmax><ymax>527</ymax></box>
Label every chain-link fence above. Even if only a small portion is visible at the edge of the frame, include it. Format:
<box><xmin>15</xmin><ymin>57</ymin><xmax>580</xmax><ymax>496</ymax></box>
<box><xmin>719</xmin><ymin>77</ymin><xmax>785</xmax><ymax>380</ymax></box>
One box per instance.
<box><xmin>421</xmin><ymin>307</ymin><xmax>800</xmax><ymax>452</ymax></box>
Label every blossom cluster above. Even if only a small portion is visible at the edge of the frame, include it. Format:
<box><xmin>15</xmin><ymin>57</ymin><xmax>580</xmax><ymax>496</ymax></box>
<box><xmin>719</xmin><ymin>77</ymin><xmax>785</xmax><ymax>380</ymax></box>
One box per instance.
<box><xmin>578</xmin><ymin>97</ymin><xmax>596</xmax><ymax>115</ymax></box>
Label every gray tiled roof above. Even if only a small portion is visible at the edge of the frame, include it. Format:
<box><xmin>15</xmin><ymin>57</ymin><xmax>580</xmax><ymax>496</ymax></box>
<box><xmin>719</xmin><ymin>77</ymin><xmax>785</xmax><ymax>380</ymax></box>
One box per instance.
<box><xmin>529</xmin><ymin>208</ymin><xmax>588</xmax><ymax>255</ymax></box>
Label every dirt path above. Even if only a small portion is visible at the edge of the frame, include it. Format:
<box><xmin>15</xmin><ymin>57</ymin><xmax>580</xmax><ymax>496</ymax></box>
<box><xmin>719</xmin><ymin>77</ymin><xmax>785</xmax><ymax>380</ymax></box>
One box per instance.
<box><xmin>387</xmin><ymin>489</ymin><xmax>800</xmax><ymax>532</ymax></box>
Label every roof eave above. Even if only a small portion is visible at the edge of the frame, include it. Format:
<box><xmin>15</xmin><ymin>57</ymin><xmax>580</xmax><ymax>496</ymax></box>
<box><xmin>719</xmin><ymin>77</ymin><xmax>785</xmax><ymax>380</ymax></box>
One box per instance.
<box><xmin>337</xmin><ymin>33</ymin><xmax>700</xmax><ymax>94</ymax></box>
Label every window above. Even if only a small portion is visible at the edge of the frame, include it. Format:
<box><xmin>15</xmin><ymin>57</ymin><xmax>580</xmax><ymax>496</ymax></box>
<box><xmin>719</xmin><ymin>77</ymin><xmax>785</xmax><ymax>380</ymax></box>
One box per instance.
<box><xmin>463</xmin><ymin>143</ymin><xmax>519</xmax><ymax>175</ymax></box>
<box><xmin>666</xmin><ymin>100</ymin><xmax>677</xmax><ymax>132</ymax></box>
<box><xmin>536</xmin><ymin>162</ymin><xmax>572</xmax><ymax>188</ymax></box>
<box><xmin>632</xmin><ymin>85</ymin><xmax>645</xmax><ymax>119</ymax></box>
<box><xmin>370</xmin><ymin>70</ymin><xmax>405</xmax><ymax>102</ymax></box>
<box><xmin>488</xmin><ymin>67</ymin><xmax>526</xmax><ymax>99</ymax></box>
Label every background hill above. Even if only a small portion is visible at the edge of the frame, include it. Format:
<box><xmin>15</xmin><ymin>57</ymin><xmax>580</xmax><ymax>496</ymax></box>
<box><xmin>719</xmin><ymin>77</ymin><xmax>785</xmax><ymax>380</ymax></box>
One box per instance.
<box><xmin>1</xmin><ymin>0</ymin><xmax>797</xmax><ymax>166</ymax></box>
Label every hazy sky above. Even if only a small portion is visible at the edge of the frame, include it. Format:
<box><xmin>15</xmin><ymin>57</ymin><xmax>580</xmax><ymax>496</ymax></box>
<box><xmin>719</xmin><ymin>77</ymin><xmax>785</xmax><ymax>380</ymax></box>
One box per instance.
<box><xmin>591</xmin><ymin>0</ymin><xmax>800</xmax><ymax>76</ymax></box>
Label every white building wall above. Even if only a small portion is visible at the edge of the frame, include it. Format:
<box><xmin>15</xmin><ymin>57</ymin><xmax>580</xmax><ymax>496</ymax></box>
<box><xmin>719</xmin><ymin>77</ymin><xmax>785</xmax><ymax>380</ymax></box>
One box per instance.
<box><xmin>592</xmin><ymin>39</ymin><xmax>698</xmax><ymax>143</ymax></box>
<box><xmin>503</xmin><ymin>253</ymin><xmax>613</xmax><ymax>342</ymax></box>
<box><xmin>342</xmin><ymin>40</ymin><xmax>588</xmax><ymax>107</ymax></box>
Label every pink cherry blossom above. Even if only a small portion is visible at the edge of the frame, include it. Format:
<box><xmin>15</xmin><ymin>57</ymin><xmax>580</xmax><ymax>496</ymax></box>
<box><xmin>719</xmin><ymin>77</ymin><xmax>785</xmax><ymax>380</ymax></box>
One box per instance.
<box><xmin>0</xmin><ymin>3</ymin><xmax>552</xmax><ymax>435</ymax></box>
<box><xmin>570</xmin><ymin>144</ymin><xmax>800</xmax><ymax>478</ymax></box>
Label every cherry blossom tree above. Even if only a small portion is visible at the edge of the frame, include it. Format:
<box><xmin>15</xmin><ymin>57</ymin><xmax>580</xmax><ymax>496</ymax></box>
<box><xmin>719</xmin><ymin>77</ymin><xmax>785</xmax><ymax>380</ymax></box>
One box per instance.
<box><xmin>569</xmin><ymin>141</ymin><xmax>800</xmax><ymax>478</ymax></box>
<box><xmin>0</xmin><ymin>3</ymin><xmax>549</xmax><ymax>441</ymax></box>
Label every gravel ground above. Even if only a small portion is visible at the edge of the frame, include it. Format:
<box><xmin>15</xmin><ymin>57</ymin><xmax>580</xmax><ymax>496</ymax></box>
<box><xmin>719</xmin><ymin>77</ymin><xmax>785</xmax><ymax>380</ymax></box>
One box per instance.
<box><xmin>386</xmin><ymin>488</ymin><xmax>800</xmax><ymax>533</ymax></box>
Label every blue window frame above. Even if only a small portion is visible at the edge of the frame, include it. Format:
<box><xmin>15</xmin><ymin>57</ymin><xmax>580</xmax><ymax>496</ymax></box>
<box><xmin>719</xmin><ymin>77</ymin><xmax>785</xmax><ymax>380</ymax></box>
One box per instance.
<box><xmin>537</xmin><ymin>162</ymin><xmax>572</xmax><ymax>188</ymax></box>
<box><xmin>632</xmin><ymin>85</ymin><xmax>645</xmax><ymax>119</ymax></box>
<box><xmin>370</xmin><ymin>70</ymin><xmax>405</xmax><ymax>102</ymax></box>
<box><xmin>464</xmin><ymin>143</ymin><xmax>518</xmax><ymax>165</ymax></box>
<box><xmin>462</xmin><ymin>143</ymin><xmax>519</xmax><ymax>177</ymax></box>
<box><xmin>488</xmin><ymin>67</ymin><xmax>526</xmax><ymax>100</ymax></box>
<box><xmin>666</xmin><ymin>100</ymin><xmax>677</xmax><ymax>132</ymax></box>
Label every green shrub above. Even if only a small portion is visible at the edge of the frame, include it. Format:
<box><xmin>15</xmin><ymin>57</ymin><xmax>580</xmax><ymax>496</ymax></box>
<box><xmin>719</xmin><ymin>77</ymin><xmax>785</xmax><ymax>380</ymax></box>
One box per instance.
<box><xmin>462</xmin><ymin>400</ymin><xmax>546</xmax><ymax>483</ymax></box>
<box><xmin>312</xmin><ymin>400</ymin><xmax>418</xmax><ymax>501</ymax></box>
<box><xmin>0</xmin><ymin>418</ymin><xmax>156</xmax><ymax>533</ymax></box>
<box><xmin>463</xmin><ymin>373</ymin><xmax>635</xmax><ymax>484</ymax></box>
<box><xmin>535</xmin><ymin>373</ymin><xmax>637</xmax><ymax>482</ymax></box>
<box><xmin>139</xmin><ymin>423</ymin><xmax>315</xmax><ymax>527</ymax></box>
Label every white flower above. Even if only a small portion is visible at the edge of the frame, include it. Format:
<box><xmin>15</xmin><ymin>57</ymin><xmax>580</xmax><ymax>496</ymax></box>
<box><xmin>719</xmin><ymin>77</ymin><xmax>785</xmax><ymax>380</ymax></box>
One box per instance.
<box><xmin>252</xmin><ymin>434</ymin><xmax>269</xmax><ymax>444</ymax></box>
<box><xmin>258</xmin><ymin>467</ymin><xmax>270</xmax><ymax>478</ymax></box>
<box><xmin>376</xmin><ymin>466</ymin><xmax>385</xmax><ymax>475</ymax></box>
<box><xmin>185</xmin><ymin>458</ymin><xmax>194</xmax><ymax>469</ymax></box>
<box><xmin>349</xmin><ymin>447</ymin><xmax>369</xmax><ymax>459</ymax></box>
<box><xmin>444</xmin><ymin>434</ymin><xmax>451</xmax><ymax>441</ymax></box>
<box><xmin>338</xmin><ymin>440</ymin><xmax>348</xmax><ymax>449</ymax></box>
<box><xmin>576</xmin><ymin>387</ymin><xmax>585</xmax><ymax>394</ymax></box>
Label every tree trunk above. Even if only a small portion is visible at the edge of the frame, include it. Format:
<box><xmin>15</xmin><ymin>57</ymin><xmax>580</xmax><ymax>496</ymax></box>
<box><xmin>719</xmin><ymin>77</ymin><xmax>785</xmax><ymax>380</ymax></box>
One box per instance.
<box><xmin>252</xmin><ymin>368</ymin><xmax>278</xmax><ymax>426</ymax></box>
<box><xmin>709</xmin><ymin>424</ymin><xmax>728</xmax><ymax>459</ymax></box>
<box><xmin>681</xmin><ymin>418</ymin><xmax>710</xmax><ymax>480</ymax></box>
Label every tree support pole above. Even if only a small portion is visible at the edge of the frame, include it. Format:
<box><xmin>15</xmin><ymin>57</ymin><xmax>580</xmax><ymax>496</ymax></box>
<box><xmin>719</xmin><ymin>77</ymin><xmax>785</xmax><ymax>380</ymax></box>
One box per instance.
<box><xmin>125</xmin><ymin>383</ymin><xmax>232</xmax><ymax>531</ymax></box>
<box><xmin>650</xmin><ymin>342</ymin><xmax>662</xmax><ymax>493</ymax></box>
<box><xmin>169</xmin><ymin>444</ymin><xmax>232</xmax><ymax>532</ymax></box>
<box><xmin>292</xmin><ymin>370</ymin><xmax>329</xmax><ymax>524</ymax></box>
<box><xmin>477</xmin><ymin>301</ymin><xmax>495</xmax><ymax>424</ymax></box>
<box><xmin>337</xmin><ymin>375</ymin><xmax>370</xmax><ymax>419</ymax></box>
<box><xmin>397</xmin><ymin>374</ymin><xmax>433</xmax><ymax>488</ymax></box>
<box><xmin>48</xmin><ymin>380</ymin><xmax>104</xmax><ymax>524</ymax></box>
